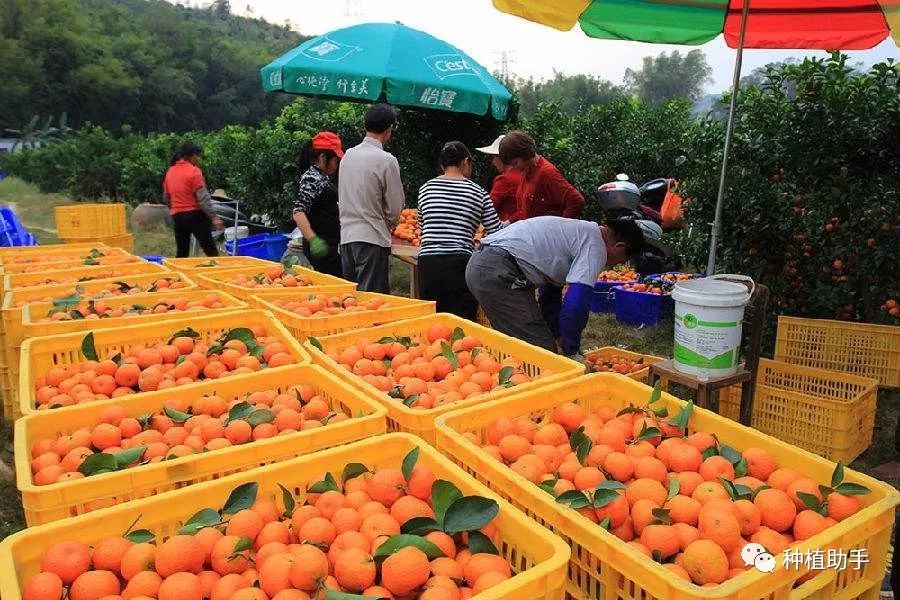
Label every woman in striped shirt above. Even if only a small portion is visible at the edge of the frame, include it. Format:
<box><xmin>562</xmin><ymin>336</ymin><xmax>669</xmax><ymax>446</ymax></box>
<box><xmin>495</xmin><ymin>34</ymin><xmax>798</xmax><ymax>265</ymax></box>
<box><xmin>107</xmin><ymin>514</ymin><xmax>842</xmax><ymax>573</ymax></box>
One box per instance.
<box><xmin>417</xmin><ymin>141</ymin><xmax>502</xmax><ymax>320</ymax></box>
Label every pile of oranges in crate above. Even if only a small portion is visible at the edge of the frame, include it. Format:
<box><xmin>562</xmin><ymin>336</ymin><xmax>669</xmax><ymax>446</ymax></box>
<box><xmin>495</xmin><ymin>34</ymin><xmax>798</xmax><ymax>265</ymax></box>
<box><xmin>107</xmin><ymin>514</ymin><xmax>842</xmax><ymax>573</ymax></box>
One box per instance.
<box><xmin>22</xmin><ymin>449</ymin><xmax>518</xmax><ymax>599</ymax></box>
<box><xmin>586</xmin><ymin>354</ymin><xmax>646</xmax><ymax>375</ymax></box>
<box><xmin>618</xmin><ymin>282</ymin><xmax>667</xmax><ymax>295</ymax></box>
<box><xmin>472</xmin><ymin>392</ymin><xmax>871</xmax><ymax>588</ymax></box>
<box><xmin>33</xmin><ymin>326</ymin><xmax>296</xmax><ymax>409</ymax></box>
<box><xmin>10</xmin><ymin>278</ymin><xmax>191</xmax><ymax>308</ymax></box>
<box><xmin>269</xmin><ymin>294</ymin><xmax>394</xmax><ymax>318</ymax></box>
<box><xmin>224</xmin><ymin>266</ymin><xmax>317</xmax><ymax>289</ymax></box>
<box><xmin>37</xmin><ymin>294</ymin><xmax>229</xmax><ymax>322</ymax></box>
<box><xmin>597</xmin><ymin>269</ymin><xmax>638</xmax><ymax>282</ymax></box>
<box><xmin>393</xmin><ymin>209</ymin><xmax>421</xmax><ymax>246</ymax></box>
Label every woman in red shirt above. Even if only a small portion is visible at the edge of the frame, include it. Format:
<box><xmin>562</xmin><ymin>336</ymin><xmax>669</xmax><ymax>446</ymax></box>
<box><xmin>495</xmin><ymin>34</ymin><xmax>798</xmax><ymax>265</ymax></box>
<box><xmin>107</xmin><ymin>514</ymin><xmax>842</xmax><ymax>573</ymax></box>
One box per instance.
<box><xmin>499</xmin><ymin>130</ymin><xmax>585</xmax><ymax>220</ymax></box>
<box><xmin>499</xmin><ymin>130</ymin><xmax>586</xmax><ymax>346</ymax></box>
<box><xmin>476</xmin><ymin>135</ymin><xmax>523</xmax><ymax>223</ymax></box>
<box><xmin>162</xmin><ymin>141</ymin><xmax>224</xmax><ymax>258</ymax></box>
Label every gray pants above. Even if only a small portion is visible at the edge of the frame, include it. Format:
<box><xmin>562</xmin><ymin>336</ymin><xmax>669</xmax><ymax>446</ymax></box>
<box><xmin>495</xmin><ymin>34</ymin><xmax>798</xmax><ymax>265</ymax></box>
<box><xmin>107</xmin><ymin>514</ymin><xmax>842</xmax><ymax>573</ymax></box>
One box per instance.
<box><xmin>341</xmin><ymin>241</ymin><xmax>390</xmax><ymax>293</ymax></box>
<box><xmin>465</xmin><ymin>245</ymin><xmax>556</xmax><ymax>353</ymax></box>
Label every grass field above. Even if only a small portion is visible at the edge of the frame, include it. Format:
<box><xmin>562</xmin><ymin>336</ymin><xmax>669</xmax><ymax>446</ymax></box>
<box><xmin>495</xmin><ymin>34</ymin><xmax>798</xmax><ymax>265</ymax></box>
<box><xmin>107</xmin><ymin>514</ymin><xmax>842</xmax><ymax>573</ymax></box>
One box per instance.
<box><xmin>0</xmin><ymin>177</ymin><xmax>897</xmax><ymax>545</ymax></box>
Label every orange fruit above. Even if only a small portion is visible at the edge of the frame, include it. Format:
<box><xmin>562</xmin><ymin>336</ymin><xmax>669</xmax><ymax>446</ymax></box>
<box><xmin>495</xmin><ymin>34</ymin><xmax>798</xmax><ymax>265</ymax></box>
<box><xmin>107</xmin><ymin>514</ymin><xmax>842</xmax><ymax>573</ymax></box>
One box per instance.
<box><xmin>462</xmin><ymin>553</ymin><xmax>511</xmax><ymax>587</ymax></box>
<box><xmin>258</xmin><ymin>552</ymin><xmax>296</xmax><ymax>597</ymax></box>
<box><xmin>733</xmin><ymin>499</ymin><xmax>762</xmax><ymax>536</ymax></box>
<box><xmin>288</xmin><ymin>545</ymin><xmax>329</xmax><ymax>591</ymax></box>
<box><xmin>682</xmin><ymin>539</ymin><xmax>729</xmax><ymax>585</ymax></box>
<box><xmin>298</xmin><ymin>517</ymin><xmax>337</xmax><ymax>546</ymax></box>
<box><xmin>155</xmin><ymin>535</ymin><xmax>205</xmax><ymax>577</ymax></box>
<box><xmin>226</xmin><ymin>509</ymin><xmax>265</xmax><ymax>539</ymax></box>
<box><xmin>754</xmin><ymin>488</ymin><xmax>797</xmax><ymax>533</ymax></box>
<box><xmin>70</xmin><ymin>571</ymin><xmax>121</xmax><ymax>600</ymax></box>
<box><xmin>23</xmin><ymin>572</ymin><xmax>64</xmax><ymax>600</ymax></box>
<box><xmin>210</xmin><ymin>536</ymin><xmax>251</xmax><ymax>576</ymax></box>
<box><xmin>698</xmin><ymin>456</ymin><xmax>735</xmax><ymax>481</ymax></box>
<box><xmin>666</xmin><ymin>495</ymin><xmax>701</xmax><ymax>526</ymax></box>
<box><xmin>366</xmin><ymin>469</ymin><xmax>406</xmax><ymax>507</ymax></box>
<box><xmin>41</xmin><ymin>540</ymin><xmax>92</xmax><ymax>584</ymax></box>
<box><xmin>122</xmin><ymin>572</ymin><xmax>162</xmax><ymax>600</ymax></box>
<box><xmin>640</xmin><ymin>524</ymin><xmax>681</xmax><ymax>559</ymax></box>
<box><xmin>826</xmin><ymin>493</ymin><xmax>861</xmax><ymax>522</ymax></box>
<box><xmin>625</xmin><ymin>478</ymin><xmax>667</xmax><ymax>507</ymax></box>
<box><xmin>603</xmin><ymin>452</ymin><xmax>634</xmax><ymax>482</ymax></box>
<box><xmin>691</xmin><ymin>481</ymin><xmax>729</xmax><ymax>505</ymax></box>
<box><xmin>390</xmin><ymin>495</ymin><xmax>435</xmax><ymax>525</ymax></box>
<box><xmin>793</xmin><ymin>510</ymin><xmax>829</xmax><ymax>541</ymax></box>
<box><xmin>333</xmin><ymin>548</ymin><xmax>377</xmax><ymax>592</ymax></box>
<box><xmin>158</xmin><ymin>573</ymin><xmax>202</xmax><ymax>600</ymax></box>
<box><xmin>381</xmin><ymin>546</ymin><xmax>432</xmax><ymax>596</ymax></box>
<box><xmin>472</xmin><ymin>571</ymin><xmax>509</xmax><ymax>594</ymax></box>
<box><xmin>120</xmin><ymin>543</ymin><xmax>157</xmax><ymax>581</ymax></box>
<box><xmin>91</xmin><ymin>537</ymin><xmax>134</xmax><ymax>577</ymax></box>
<box><xmin>767</xmin><ymin>468</ymin><xmax>801</xmax><ymax>491</ymax></box>
<box><xmin>407</xmin><ymin>465</ymin><xmax>436</xmax><ymax>501</ymax></box>
<box><xmin>667</xmin><ymin>444</ymin><xmax>702</xmax><ymax>473</ymax></box>
<box><xmin>785</xmin><ymin>478</ymin><xmax>823</xmax><ymax>511</ymax></box>
<box><xmin>741</xmin><ymin>447</ymin><xmax>776</xmax><ymax>481</ymax></box>
<box><xmin>698</xmin><ymin>509</ymin><xmax>743</xmax><ymax>553</ymax></box>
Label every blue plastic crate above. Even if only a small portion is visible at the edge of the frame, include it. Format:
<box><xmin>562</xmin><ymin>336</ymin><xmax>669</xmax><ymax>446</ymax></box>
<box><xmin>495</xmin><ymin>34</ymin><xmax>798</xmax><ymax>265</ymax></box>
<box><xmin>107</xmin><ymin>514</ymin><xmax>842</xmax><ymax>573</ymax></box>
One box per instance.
<box><xmin>613</xmin><ymin>286</ymin><xmax>673</xmax><ymax>327</ymax></box>
<box><xmin>591</xmin><ymin>279</ymin><xmax>638</xmax><ymax>313</ymax></box>
<box><xmin>225</xmin><ymin>233</ymin><xmax>288</xmax><ymax>261</ymax></box>
<box><xmin>141</xmin><ymin>255</ymin><xmax>165</xmax><ymax>264</ymax></box>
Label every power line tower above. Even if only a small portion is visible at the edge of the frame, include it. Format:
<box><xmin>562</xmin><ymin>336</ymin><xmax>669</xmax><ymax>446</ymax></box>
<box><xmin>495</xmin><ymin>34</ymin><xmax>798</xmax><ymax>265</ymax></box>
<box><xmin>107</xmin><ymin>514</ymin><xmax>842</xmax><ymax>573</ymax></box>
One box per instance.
<box><xmin>494</xmin><ymin>50</ymin><xmax>517</xmax><ymax>85</ymax></box>
<box><xmin>344</xmin><ymin>0</ymin><xmax>363</xmax><ymax>17</ymax></box>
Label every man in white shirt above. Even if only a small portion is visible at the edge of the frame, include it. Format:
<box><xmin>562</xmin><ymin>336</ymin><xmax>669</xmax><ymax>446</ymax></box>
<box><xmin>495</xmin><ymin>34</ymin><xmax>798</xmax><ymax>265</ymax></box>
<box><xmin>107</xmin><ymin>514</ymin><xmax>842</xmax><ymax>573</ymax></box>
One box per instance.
<box><xmin>466</xmin><ymin>216</ymin><xmax>644</xmax><ymax>358</ymax></box>
<box><xmin>338</xmin><ymin>104</ymin><xmax>405</xmax><ymax>293</ymax></box>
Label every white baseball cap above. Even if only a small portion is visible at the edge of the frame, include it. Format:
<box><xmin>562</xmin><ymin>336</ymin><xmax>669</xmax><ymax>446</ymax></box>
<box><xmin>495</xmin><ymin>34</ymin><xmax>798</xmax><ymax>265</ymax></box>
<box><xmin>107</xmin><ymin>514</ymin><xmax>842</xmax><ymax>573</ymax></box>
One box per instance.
<box><xmin>476</xmin><ymin>135</ymin><xmax>505</xmax><ymax>155</ymax></box>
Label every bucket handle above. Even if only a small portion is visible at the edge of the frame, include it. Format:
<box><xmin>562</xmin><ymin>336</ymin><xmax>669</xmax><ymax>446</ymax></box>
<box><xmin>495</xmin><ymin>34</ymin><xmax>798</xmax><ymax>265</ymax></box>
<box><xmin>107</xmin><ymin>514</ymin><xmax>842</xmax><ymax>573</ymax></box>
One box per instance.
<box><xmin>709</xmin><ymin>274</ymin><xmax>755</xmax><ymax>297</ymax></box>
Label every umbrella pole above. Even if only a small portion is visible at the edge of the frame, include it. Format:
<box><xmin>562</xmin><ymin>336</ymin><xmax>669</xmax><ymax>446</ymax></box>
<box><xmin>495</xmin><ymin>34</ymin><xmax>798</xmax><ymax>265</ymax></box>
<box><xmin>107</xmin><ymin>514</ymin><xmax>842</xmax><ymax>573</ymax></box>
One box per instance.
<box><xmin>706</xmin><ymin>0</ymin><xmax>751</xmax><ymax>275</ymax></box>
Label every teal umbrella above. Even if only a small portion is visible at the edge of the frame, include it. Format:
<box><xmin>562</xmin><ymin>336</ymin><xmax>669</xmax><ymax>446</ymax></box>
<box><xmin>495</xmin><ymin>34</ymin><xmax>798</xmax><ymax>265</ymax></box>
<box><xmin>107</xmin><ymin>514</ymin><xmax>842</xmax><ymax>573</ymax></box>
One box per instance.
<box><xmin>261</xmin><ymin>22</ymin><xmax>512</xmax><ymax>120</ymax></box>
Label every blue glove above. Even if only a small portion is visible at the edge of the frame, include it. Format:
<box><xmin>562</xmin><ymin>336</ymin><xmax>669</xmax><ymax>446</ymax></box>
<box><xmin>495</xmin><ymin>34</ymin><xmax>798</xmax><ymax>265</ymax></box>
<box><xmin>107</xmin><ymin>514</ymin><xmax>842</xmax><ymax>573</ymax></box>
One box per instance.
<box><xmin>559</xmin><ymin>283</ymin><xmax>593</xmax><ymax>355</ymax></box>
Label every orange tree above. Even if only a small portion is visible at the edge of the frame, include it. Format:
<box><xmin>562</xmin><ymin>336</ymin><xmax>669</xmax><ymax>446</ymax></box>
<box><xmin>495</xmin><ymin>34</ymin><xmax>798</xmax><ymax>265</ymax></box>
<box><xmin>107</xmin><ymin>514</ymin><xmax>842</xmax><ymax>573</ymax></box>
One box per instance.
<box><xmin>674</xmin><ymin>54</ymin><xmax>899</xmax><ymax>324</ymax></box>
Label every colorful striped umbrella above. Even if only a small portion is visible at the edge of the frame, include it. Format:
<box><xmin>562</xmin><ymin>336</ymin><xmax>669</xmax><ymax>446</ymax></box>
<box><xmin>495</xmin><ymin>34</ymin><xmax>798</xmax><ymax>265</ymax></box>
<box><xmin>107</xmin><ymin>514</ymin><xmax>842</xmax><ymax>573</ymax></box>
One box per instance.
<box><xmin>493</xmin><ymin>0</ymin><xmax>899</xmax><ymax>47</ymax></box>
<box><xmin>490</xmin><ymin>0</ymin><xmax>899</xmax><ymax>272</ymax></box>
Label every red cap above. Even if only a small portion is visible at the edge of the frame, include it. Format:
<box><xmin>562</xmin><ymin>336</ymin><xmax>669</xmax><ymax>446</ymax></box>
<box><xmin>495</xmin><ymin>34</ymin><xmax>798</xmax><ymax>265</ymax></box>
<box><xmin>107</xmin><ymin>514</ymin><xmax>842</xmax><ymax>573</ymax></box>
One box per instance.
<box><xmin>311</xmin><ymin>131</ymin><xmax>344</xmax><ymax>158</ymax></box>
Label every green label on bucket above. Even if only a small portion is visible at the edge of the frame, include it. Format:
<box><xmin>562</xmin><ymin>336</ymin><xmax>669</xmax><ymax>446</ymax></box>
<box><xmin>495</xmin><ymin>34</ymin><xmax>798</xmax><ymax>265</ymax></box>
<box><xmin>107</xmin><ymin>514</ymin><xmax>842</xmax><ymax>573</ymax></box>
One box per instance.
<box><xmin>674</xmin><ymin>342</ymin><xmax>737</xmax><ymax>369</ymax></box>
<box><xmin>683</xmin><ymin>313</ymin><xmax>699</xmax><ymax>329</ymax></box>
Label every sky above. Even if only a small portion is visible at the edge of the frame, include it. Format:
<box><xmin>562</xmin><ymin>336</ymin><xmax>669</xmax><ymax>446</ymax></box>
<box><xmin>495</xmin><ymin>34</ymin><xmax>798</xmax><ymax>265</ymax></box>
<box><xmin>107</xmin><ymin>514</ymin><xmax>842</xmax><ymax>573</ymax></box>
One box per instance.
<box><xmin>226</xmin><ymin>0</ymin><xmax>897</xmax><ymax>92</ymax></box>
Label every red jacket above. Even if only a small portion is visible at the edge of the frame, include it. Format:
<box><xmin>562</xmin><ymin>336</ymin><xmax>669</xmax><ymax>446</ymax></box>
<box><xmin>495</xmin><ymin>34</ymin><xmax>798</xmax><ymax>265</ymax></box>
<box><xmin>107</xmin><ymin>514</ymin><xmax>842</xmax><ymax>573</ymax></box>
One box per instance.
<box><xmin>489</xmin><ymin>168</ymin><xmax>523</xmax><ymax>222</ymax></box>
<box><xmin>515</xmin><ymin>156</ymin><xmax>585</xmax><ymax>220</ymax></box>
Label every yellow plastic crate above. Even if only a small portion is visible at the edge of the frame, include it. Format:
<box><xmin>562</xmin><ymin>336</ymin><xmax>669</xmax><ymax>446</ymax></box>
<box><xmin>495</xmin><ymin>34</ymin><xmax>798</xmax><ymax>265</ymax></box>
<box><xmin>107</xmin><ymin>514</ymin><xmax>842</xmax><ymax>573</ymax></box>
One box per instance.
<box><xmin>249</xmin><ymin>290</ymin><xmax>435</xmax><ymax>341</ymax></box>
<box><xmin>306</xmin><ymin>313</ymin><xmax>584</xmax><ymax>444</ymax></box>
<box><xmin>583</xmin><ymin>346</ymin><xmax>665</xmax><ymax>383</ymax></box>
<box><xmin>163</xmin><ymin>255</ymin><xmax>275</xmax><ymax>274</ymax></box>
<box><xmin>774</xmin><ymin>316</ymin><xmax>900</xmax><ymax>388</ymax></box>
<box><xmin>434</xmin><ymin>373</ymin><xmax>899</xmax><ymax>600</ymax></box>
<box><xmin>3</xmin><ymin>261</ymin><xmax>167</xmax><ymax>291</ymax></box>
<box><xmin>3</xmin><ymin>290</ymin><xmax>248</xmax><ymax>398</ymax></box>
<box><xmin>717</xmin><ymin>358</ymin><xmax>878</xmax><ymax>463</ymax></box>
<box><xmin>54</xmin><ymin>203</ymin><xmax>127</xmax><ymax>239</ymax></box>
<box><xmin>1</xmin><ymin>273</ymin><xmax>199</xmax><ymax>420</ymax></box>
<box><xmin>0</xmin><ymin>433</ymin><xmax>570</xmax><ymax>600</ymax></box>
<box><xmin>19</xmin><ymin>309</ymin><xmax>310</xmax><ymax>416</ymax></box>
<box><xmin>15</xmin><ymin>364</ymin><xmax>387</xmax><ymax>525</ymax></box>
<box><xmin>0</xmin><ymin>242</ymin><xmax>117</xmax><ymax>264</ymax></box>
<box><xmin>194</xmin><ymin>264</ymin><xmax>355</xmax><ymax>300</ymax></box>
<box><xmin>61</xmin><ymin>233</ymin><xmax>134</xmax><ymax>252</ymax></box>
<box><xmin>0</xmin><ymin>254</ymin><xmax>144</xmax><ymax>276</ymax></box>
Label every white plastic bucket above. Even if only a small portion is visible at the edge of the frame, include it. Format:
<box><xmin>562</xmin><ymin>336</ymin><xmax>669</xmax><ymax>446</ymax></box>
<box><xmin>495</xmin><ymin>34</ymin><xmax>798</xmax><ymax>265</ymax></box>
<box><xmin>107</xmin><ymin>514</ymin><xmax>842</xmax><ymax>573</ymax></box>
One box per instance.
<box><xmin>672</xmin><ymin>275</ymin><xmax>753</xmax><ymax>378</ymax></box>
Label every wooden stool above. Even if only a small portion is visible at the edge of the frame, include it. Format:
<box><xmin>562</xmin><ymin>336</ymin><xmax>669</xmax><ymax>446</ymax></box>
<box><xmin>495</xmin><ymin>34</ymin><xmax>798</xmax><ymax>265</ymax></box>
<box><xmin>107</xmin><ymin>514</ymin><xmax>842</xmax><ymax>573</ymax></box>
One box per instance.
<box><xmin>648</xmin><ymin>360</ymin><xmax>754</xmax><ymax>425</ymax></box>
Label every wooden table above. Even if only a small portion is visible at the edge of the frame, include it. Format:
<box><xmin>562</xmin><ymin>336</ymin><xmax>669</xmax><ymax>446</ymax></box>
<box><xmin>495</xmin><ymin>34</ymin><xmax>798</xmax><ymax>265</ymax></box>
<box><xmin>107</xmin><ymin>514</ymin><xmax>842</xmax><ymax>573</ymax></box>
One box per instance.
<box><xmin>648</xmin><ymin>359</ymin><xmax>754</xmax><ymax>425</ymax></box>
<box><xmin>391</xmin><ymin>241</ymin><xmax>420</xmax><ymax>298</ymax></box>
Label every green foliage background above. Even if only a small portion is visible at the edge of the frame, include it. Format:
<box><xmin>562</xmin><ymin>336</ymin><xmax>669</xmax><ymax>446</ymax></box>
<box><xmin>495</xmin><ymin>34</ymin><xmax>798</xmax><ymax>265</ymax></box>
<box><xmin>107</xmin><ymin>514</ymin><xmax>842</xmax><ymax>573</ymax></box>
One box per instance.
<box><xmin>2</xmin><ymin>56</ymin><xmax>898</xmax><ymax>324</ymax></box>
<box><xmin>0</xmin><ymin>0</ymin><xmax>302</xmax><ymax>131</ymax></box>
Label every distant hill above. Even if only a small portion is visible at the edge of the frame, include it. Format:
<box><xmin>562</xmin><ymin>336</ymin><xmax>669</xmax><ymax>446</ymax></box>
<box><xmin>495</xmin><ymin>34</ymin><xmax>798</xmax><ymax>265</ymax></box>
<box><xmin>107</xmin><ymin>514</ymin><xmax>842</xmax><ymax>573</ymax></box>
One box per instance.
<box><xmin>0</xmin><ymin>0</ymin><xmax>306</xmax><ymax>132</ymax></box>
